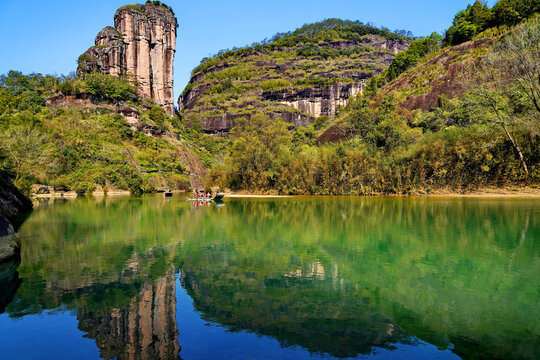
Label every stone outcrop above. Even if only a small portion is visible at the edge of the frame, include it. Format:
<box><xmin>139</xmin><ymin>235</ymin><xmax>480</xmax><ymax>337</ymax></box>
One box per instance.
<box><xmin>379</xmin><ymin>38</ymin><xmax>493</xmax><ymax>111</ymax></box>
<box><xmin>263</xmin><ymin>82</ymin><xmax>364</xmax><ymax>118</ymax></box>
<box><xmin>315</xmin><ymin>125</ymin><xmax>349</xmax><ymax>145</ymax></box>
<box><xmin>78</xmin><ymin>3</ymin><xmax>177</xmax><ymax>115</ymax></box>
<box><xmin>0</xmin><ymin>176</ymin><xmax>32</xmax><ymax>263</ymax></box>
<box><xmin>189</xmin><ymin>110</ymin><xmax>312</xmax><ymax>135</ymax></box>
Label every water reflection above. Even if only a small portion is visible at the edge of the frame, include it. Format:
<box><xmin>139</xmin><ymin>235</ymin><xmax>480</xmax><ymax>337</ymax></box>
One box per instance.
<box><xmin>78</xmin><ymin>268</ymin><xmax>180</xmax><ymax>360</ymax></box>
<box><xmin>0</xmin><ymin>258</ymin><xmax>21</xmax><ymax>314</ymax></box>
<box><xmin>1</xmin><ymin>196</ymin><xmax>538</xmax><ymax>359</ymax></box>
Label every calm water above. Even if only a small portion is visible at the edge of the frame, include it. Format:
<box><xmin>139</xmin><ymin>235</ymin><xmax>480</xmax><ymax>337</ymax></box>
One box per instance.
<box><xmin>0</xmin><ymin>196</ymin><xmax>538</xmax><ymax>360</ymax></box>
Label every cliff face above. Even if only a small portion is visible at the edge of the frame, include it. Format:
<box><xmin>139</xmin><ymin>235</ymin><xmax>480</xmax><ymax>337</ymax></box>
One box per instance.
<box><xmin>377</xmin><ymin>38</ymin><xmax>493</xmax><ymax>111</ymax></box>
<box><xmin>178</xmin><ymin>29</ymin><xmax>409</xmax><ymax>133</ymax></box>
<box><xmin>78</xmin><ymin>4</ymin><xmax>177</xmax><ymax>115</ymax></box>
<box><xmin>0</xmin><ymin>176</ymin><xmax>32</xmax><ymax>263</ymax></box>
<box><xmin>262</xmin><ymin>82</ymin><xmax>364</xmax><ymax>118</ymax></box>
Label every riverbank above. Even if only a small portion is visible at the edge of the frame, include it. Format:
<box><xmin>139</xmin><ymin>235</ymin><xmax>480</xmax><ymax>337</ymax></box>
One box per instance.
<box><xmin>422</xmin><ymin>187</ymin><xmax>540</xmax><ymax>198</ymax></box>
<box><xmin>224</xmin><ymin>187</ymin><xmax>540</xmax><ymax>198</ymax></box>
<box><xmin>28</xmin><ymin>187</ymin><xmax>540</xmax><ymax>199</ymax></box>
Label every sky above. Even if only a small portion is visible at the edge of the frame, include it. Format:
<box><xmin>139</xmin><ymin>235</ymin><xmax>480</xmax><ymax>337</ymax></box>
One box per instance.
<box><xmin>0</xmin><ymin>0</ymin><xmax>497</xmax><ymax>102</ymax></box>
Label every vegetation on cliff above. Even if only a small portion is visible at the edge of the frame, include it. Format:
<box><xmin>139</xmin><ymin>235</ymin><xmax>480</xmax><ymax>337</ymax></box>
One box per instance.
<box><xmin>0</xmin><ymin>71</ymin><xmax>198</xmax><ymax>194</ymax></box>
<box><xmin>179</xmin><ymin>19</ymin><xmax>411</xmax><ymax>130</ymax></box>
<box><xmin>202</xmin><ymin>12</ymin><xmax>539</xmax><ymax>194</ymax></box>
<box><xmin>444</xmin><ymin>0</ymin><xmax>539</xmax><ymax>46</ymax></box>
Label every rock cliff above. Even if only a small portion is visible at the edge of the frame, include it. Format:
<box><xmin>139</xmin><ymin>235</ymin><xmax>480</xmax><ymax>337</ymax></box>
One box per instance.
<box><xmin>262</xmin><ymin>82</ymin><xmax>364</xmax><ymax>118</ymax></box>
<box><xmin>177</xmin><ymin>21</ymin><xmax>410</xmax><ymax>133</ymax></box>
<box><xmin>377</xmin><ymin>38</ymin><xmax>493</xmax><ymax>111</ymax></box>
<box><xmin>0</xmin><ymin>176</ymin><xmax>32</xmax><ymax>263</ymax></box>
<box><xmin>78</xmin><ymin>3</ymin><xmax>177</xmax><ymax>115</ymax></box>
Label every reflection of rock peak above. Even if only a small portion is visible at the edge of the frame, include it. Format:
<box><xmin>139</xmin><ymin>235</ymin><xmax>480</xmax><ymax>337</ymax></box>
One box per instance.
<box><xmin>78</xmin><ymin>268</ymin><xmax>180</xmax><ymax>360</ymax></box>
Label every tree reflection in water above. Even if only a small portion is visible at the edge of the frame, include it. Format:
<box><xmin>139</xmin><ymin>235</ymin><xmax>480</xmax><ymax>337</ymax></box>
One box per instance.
<box><xmin>1</xmin><ymin>196</ymin><xmax>538</xmax><ymax>359</ymax></box>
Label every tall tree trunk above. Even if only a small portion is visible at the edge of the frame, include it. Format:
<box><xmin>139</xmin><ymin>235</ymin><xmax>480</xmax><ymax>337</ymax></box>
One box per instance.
<box><xmin>492</xmin><ymin>105</ymin><xmax>529</xmax><ymax>177</ymax></box>
<box><xmin>500</xmin><ymin>122</ymin><xmax>529</xmax><ymax>176</ymax></box>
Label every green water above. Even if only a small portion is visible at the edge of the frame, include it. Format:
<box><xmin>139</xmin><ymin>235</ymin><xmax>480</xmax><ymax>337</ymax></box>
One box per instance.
<box><xmin>0</xmin><ymin>196</ymin><xmax>538</xmax><ymax>359</ymax></box>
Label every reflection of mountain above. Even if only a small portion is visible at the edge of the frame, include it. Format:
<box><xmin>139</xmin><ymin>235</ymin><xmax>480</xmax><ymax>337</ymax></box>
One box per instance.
<box><xmin>9</xmin><ymin>196</ymin><xmax>540</xmax><ymax>360</ymax></box>
<box><xmin>181</xmin><ymin>262</ymin><xmax>408</xmax><ymax>358</ymax></box>
<box><xmin>78</xmin><ymin>268</ymin><xmax>180</xmax><ymax>360</ymax></box>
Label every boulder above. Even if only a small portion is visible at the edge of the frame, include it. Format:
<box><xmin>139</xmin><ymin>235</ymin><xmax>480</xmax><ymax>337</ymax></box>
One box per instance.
<box><xmin>31</xmin><ymin>184</ymin><xmax>54</xmax><ymax>195</ymax></box>
<box><xmin>0</xmin><ymin>176</ymin><xmax>32</xmax><ymax>263</ymax></box>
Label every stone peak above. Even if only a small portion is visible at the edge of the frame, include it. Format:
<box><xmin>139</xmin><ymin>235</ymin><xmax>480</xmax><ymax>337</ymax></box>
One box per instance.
<box><xmin>116</xmin><ymin>3</ymin><xmax>177</xmax><ymax>22</ymax></box>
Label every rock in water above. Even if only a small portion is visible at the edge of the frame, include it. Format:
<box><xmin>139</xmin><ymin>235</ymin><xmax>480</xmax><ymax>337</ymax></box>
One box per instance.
<box><xmin>78</xmin><ymin>3</ymin><xmax>177</xmax><ymax>115</ymax></box>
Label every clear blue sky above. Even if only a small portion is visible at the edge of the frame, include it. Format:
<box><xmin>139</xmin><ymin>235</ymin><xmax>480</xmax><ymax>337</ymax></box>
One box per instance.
<box><xmin>0</xmin><ymin>0</ymin><xmax>495</xmax><ymax>102</ymax></box>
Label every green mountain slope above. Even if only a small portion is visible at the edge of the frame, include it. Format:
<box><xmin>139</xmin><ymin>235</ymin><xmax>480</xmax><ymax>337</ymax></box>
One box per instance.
<box><xmin>179</xmin><ymin>19</ymin><xmax>411</xmax><ymax>133</ymax></box>
<box><xmin>0</xmin><ymin>72</ymin><xmax>206</xmax><ymax>194</ymax></box>
<box><xmin>203</xmin><ymin>11</ymin><xmax>540</xmax><ymax>194</ymax></box>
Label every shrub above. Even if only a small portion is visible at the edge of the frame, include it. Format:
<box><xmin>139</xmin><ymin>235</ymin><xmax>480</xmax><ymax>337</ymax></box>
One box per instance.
<box><xmin>83</xmin><ymin>73</ymin><xmax>137</xmax><ymax>103</ymax></box>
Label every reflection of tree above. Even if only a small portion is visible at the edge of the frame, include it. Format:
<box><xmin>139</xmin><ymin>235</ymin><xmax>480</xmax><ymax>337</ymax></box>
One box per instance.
<box><xmin>8</xmin><ymin>196</ymin><xmax>540</xmax><ymax>360</ymax></box>
<box><xmin>78</xmin><ymin>267</ymin><xmax>180</xmax><ymax>360</ymax></box>
<box><xmin>179</xmin><ymin>198</ymin><xmax>540</xmax><ymax>360</ymax></box>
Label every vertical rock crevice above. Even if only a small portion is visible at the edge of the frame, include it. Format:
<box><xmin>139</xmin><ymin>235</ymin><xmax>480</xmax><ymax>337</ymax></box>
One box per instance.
<box><xmin>78</xmin><ymin>3</ymin><xmax>177</xmax><ymax>115</ymax></box>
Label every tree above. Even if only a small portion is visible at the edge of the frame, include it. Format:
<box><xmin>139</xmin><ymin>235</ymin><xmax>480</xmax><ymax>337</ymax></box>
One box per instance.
<box><xmin>494</xmin><ymin>18</ymin><xmax>540</xmax><ymax>114</ymax></box>
<box><xmin>0</xmin><ymin>125</ymin><xmax>48</xmax><ymax>181</ymax></box>
<box><xmin>492</xmin><ymin>0</ymin><xmax>540</xmax><ymax>27</ymax></box>
<box><xmin>84</xmin><ymin>73</ymin><xmax>137</xmax><ymax>104</ymax></box>
<box><xmin>462</xmin><ymin>18</ymin><xmax>540</xmax><ymax>177</ymax></box>
<box><xmin>226</xmin><ymin>114</ymin><xmax>291</xmax><ymax>190</ymax></box>
<box><xmin>445</xmin><ymin>1</ymin><xmax>492</xmax><ymax>46</ymax></box>
<box><xmin>385</xmin><ymin>34</ymin><xmax>441</xmax><ymax>82</ymax></box>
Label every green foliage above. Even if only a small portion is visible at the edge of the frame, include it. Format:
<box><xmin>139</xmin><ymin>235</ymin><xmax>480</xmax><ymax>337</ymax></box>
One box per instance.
<box><xmin>291</xmin><ymin>126</ymin><xmax>316</xmax><ymax>151</ymax></box>
<box><xmin>492</xmin><ymin>0</ymin><xmax>539</xmax><ymax>26</ymax></box>
<box><xmin>100</xmin><ymin>114</ymin><xmax>133</xmax><ymax>139</ymax></box>
<box><xmin>260</xmin><ymin>79</ymin><xmax>291</xmax><ymax>91</ymax></box>
<box><xmin>0</xmin><ymin>71</ymin><xmax>191</xmax><ymax>194</ymax></box>
<box><xmin>148</xmin><ymin>105</ymin><xmax>166</xmax><ymax>128</ymax></box>
<box><xmin>58</xmin><ymin>77</ymin><xmax>85</xmax><ymax>97</ymax></box>
<box><xmin>83</xmin><ymin>73</ymin><xmax>137</xmax><ymax>103</ymax></box>
<box><xmin>293</xmin><ymin>77</ymin><xmax>343</xmax><ymax>87</ymax></box>
<box><xmin>444</xmin><ymin>0</ymin><xmax>539</xmax><ymax>46</ymax></box>
<box><xmin>445</xmin><ymin>1</ymin><xmax>494</xmax><ymax>46</ymax></box>
<box><xmin>192</xmin><ymin>19</ymin><xmax>411</xmax><ymax>76</ymax></box>
<box><xmin>221</xmin><ymin>114</ymin><xmax>292</xmax><ymax>190</ymax></box>
<box><xmin>77</xmin><ymin>53</ymin><xmax>98</xmax><ymax>68</ymax></box>
<box><xmin>296</xmin><ymin>45</ymin><xmax>369</xmax><ymax>59</ymax></box>
<box><xmin>144</xmin><ymin>1</ymin><xmax>175</xmax><ymax>15</ymax></box>
<box><xmin>205</xmin><ymin>19</ymin><xmax>540</xmax><ymax>194</ymax></box>
<box><xmin>120</xmin><ymin>4</ymin><xmax>144</xmax><ymax>12</ymax></box>
<box><xmin>386</xmin><ymin>34</ymin><xmax>441</xmax><ymax>82</ymax></box>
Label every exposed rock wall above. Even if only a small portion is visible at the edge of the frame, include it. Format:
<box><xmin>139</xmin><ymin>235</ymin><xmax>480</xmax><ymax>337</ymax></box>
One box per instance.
<box><xmin>263</xmin><ymin>82</ymin><xmax>364</xmax><ymax>118</ymax></box>
<box><xmin>0</xmin><ymin>176</ymin><xmax>32</xmax><ymax>263</ymax></box>
<box><xmin>191</xmin><ymin>110</ymin><xmax>312</xmax><ymax>134</ymax></box>
<box><xmin>379</xmin><ymin>38</ymin><xmax>493</xmax><ymax>111</ymax></box>
<box><xmin>78</xmin><ymin>4</ymin><xmax>177</xmax><ymax>115</ymax></box>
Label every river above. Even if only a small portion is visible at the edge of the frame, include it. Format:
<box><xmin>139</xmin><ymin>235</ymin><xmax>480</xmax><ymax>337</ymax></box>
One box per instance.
<box><xmin>0</xmin><ymin>195</ymin><xmax>538</xmax><ymax>359</ymax></box>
